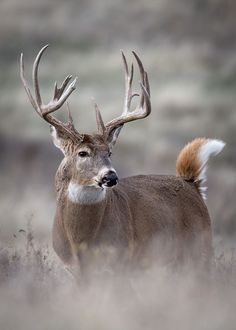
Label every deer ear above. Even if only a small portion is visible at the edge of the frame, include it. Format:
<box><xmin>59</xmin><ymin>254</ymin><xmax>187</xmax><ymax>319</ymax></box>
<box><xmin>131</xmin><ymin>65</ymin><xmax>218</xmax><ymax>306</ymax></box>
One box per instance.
<box><xmin>50</xmin><ymin>126</ymin><xmax>66</xmax><ymax>155</ymax></box>
<box><xmin>107</xmin><ymin>125</ymin><xmax>123</xmax><ymax>149</ymax></box>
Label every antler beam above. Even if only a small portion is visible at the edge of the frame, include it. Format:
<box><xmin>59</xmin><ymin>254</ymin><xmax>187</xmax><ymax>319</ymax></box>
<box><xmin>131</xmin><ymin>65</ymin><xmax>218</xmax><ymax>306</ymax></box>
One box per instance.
<box><xmin>103</xmin><ymin>51</ymin><xmax>151</xmax><ymax>137</ymax></box>
<box><xmin>20</xmin><ymin>45</ymin><xmax>83</xmax><ymax>143</ymax></box>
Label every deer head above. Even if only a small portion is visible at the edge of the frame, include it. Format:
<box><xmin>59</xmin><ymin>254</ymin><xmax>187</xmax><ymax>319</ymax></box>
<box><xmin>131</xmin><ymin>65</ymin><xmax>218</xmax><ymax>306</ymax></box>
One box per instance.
<box><xmin>20</xmin><ymin>45</ymin><xmax>151</xmax><ymax>199</ymax></box>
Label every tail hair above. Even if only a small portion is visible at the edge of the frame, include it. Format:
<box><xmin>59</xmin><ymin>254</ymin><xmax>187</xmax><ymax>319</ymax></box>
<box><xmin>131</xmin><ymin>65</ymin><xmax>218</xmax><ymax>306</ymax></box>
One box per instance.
<box><xmin>176</xmin><ymin>138</ymin><xmax>225</xmax><ymax>200</ymax></box>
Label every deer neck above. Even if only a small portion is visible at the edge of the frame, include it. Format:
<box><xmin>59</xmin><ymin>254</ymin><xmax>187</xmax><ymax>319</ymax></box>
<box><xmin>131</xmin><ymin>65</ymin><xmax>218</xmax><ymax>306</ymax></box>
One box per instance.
<box><xmin>61</xmin><ymin>181</ymin><xmax>110</xmax><ymax>244</ymax></box>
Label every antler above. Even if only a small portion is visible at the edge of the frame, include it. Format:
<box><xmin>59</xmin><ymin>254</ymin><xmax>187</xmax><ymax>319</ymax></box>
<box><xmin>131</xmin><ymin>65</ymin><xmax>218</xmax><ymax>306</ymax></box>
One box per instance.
<box><xmin>20</xmin><ymin>45</ymin><xmax>83</xmax><ymax>143</ymax></box>
<box><xmin>95</xmin><ymin>51</ymin><xmax>151</xmax><ymax>137</ymax></box>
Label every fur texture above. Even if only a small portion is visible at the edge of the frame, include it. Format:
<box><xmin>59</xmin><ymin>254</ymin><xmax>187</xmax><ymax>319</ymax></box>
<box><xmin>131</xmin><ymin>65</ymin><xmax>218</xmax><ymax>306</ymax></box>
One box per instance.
<box><xmin>52</xmin><ymin>135</ymin><xmax>224</xmax><ymax>274</ymax></box>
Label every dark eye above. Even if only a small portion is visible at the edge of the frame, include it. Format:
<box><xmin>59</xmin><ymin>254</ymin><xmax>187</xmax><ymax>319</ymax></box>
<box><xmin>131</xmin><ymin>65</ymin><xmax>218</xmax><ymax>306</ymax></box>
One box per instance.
<box><xmin>108</xmin><ymin>151</ymin><xmax>112</xmax><ymax>157</ymax></box>
<box><xmin>78</xmin><ymin>151</ymin><xmax>89</xmax><ymax>158</ymax></box>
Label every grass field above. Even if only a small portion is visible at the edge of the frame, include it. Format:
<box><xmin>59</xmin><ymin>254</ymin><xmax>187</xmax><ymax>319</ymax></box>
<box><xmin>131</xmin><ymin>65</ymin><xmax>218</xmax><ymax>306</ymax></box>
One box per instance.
<box><xmin>1</xmin><ymin>223</ymin><xmax>236</xmax><ymax>330</ymax></box>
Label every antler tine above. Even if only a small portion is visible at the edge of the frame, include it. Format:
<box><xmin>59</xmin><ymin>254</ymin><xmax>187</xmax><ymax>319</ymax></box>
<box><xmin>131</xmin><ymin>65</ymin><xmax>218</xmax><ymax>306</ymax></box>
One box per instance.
<box><xmin>104</xmin><ymin>51</ymin><xmax>151</xmax><ymax>136</ymax></box>
<box><xmin>140</xmin><ymin>77</ymin><xmax>151</xmax><ymax>117</ymax></box>
<box><xmin>94</xmin><ymin>101</ymin><xmax>106</xmax><ymax>135</ymax></box>
<box><xmin>20</xmin><ymin>45</ymin><xmax>83</xmax><ymax>143</ymax></box>
<box><xmin>54</xmin><ymin>75</ymin><xmax>72</xmax><ymax>100</ymax></box>
<box><xmin>145</xmin><ymin>71</ymin><xmax>150</xmax><ymax>97</ymax></box>
<box><xmin>45</xmin><ymin>77</ymin><xmax>77</xmax><ymax>115</ymax></box>
<box><xmin>32</xmin><ymin>44</ymin><xmax>48</xmax><ymax>108</ymax></box>
<box><xmin>66</xmin><ymin>102</ymin><xmax>74</xmax><ymax>125</ymax></box>
<box><xmin>121</xmin><ymin>51</ymin><xmax>136</xmax><ymax>115</ymax></box>
<box><xmin>132</xmin><ymin>51</ymin><xmax>146</xmax><ymax>108</ymax></box>
<box><xmin>20</xmin><ymin>53</ymin><xmax>39</xmax><ymax>113</ymax></box>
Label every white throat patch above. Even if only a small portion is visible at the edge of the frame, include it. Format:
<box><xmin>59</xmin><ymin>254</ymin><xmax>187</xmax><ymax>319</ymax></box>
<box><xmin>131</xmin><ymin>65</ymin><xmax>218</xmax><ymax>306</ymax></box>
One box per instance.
<box><xmin>67</xmin><ymin>181</ymin><xmax>106</xmax><ymax>204</ymax></box>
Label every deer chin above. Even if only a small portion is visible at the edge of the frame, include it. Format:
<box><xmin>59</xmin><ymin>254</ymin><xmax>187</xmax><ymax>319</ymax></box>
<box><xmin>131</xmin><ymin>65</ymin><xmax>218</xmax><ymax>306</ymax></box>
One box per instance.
<box><xmin>67</xmin><ymin>181</ymin><xmax>106</xmax><ymax>204</ymax></box>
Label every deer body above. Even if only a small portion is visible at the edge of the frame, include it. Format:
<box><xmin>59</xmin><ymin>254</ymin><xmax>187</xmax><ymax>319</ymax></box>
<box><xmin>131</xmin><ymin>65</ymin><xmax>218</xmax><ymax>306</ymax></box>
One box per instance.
<box><xmin>20</xmin><ymin>46</ymin><xmax>225</xmax><ymax>275</ymax></box>
<box><xmin>53</xmin><ymin>173</ymin><xmax>212</xmax><ymax>272</ymax></box>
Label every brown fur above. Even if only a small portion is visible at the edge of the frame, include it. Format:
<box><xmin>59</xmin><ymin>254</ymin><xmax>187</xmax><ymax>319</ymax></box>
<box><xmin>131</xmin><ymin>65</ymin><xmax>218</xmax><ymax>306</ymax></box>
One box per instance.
<box><xmin>52</xmin><ymin>135</ymin><xmax>215</xmax><ymax>278</ymax></box>
<box><xmin>176</xmin><ymin>138</ymin><xmax>207</xmax><ymax>181</ymax></box>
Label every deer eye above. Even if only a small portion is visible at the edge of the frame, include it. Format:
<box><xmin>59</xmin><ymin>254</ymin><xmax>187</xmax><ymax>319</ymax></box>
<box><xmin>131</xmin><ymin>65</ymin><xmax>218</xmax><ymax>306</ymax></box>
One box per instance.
<box><xmin>78</xmin><ymin>151</ymin><xmax>89</xmax><ymax>158</ymax></box>
<box><xmin>108</xmin><ymin>151</ymin><xmax>112</xmax><ymax>157</ymax></box>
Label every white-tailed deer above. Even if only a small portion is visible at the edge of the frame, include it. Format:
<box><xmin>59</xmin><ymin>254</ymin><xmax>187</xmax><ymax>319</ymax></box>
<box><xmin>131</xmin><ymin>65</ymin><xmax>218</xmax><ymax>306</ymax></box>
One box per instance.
<box><xmin>20</xmin><ymin>45</ymin><xmax>225</xmax><ymax>276</ymax></box>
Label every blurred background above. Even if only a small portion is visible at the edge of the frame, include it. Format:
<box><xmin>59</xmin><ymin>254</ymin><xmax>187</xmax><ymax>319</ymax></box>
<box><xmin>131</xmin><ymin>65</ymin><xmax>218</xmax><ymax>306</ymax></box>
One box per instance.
<box><xmin>0</xmin><ymin>0</ymin><xmax>236</xmax><ymax>245</ymax></box>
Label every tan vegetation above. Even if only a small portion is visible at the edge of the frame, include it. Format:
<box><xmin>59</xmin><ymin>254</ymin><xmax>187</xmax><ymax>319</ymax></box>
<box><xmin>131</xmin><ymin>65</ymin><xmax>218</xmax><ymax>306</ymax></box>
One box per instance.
<box><xmin>1</xmin><ymin>224</ymin><xmax>236</xmax><ymax>330</ymax></box>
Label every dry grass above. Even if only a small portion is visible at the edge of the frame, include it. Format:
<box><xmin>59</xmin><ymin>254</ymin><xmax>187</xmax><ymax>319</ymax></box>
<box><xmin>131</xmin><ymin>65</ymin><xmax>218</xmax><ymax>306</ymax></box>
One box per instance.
<box><xmin>1</xmin><ymin>221</ymin><xmax>236</xmax><ymax>330</ymax></box>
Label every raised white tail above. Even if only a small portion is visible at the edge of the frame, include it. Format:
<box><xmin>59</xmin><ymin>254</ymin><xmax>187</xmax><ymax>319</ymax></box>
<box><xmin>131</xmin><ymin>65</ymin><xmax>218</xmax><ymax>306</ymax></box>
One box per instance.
<box><xmin>176</xmin><ymin>138</ymin><xmax>225</xmax><ymax>199</ymax></box>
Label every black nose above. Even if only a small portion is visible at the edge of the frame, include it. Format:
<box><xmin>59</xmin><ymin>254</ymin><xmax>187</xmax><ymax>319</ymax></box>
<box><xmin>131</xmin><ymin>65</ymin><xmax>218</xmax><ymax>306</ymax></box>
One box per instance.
<box><xmin>101</xmin><ymin>171</ymin><xmax>118</xmax><ymax>187</ymax></box>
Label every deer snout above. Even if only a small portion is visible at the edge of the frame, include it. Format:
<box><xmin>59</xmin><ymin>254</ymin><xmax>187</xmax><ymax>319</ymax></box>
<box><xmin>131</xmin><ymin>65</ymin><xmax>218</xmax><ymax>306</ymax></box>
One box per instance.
<box><xmin>101</xmin><ymin>170</ymin><xmax>118</xmax><ymax>187</ymax></box>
